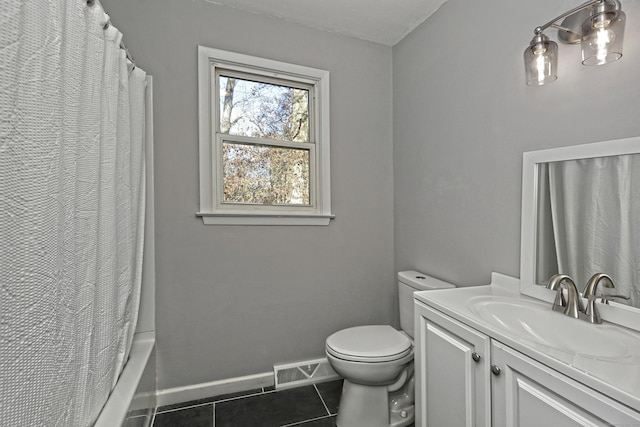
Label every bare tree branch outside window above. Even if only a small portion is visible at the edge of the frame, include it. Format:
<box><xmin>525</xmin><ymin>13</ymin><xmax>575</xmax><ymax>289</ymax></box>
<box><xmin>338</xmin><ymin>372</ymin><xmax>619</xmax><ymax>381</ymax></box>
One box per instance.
<box><xmin>219</xmin><ymin>75</ymin><xmax>311</xmax><ymax>205</ymax></box>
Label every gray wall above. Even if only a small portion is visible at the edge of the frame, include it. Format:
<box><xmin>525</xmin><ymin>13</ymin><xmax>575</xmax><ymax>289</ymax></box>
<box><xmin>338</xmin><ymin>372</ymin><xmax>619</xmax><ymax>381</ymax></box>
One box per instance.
<box><xmin>393</xmin><ymin>0</ymin><xmax>640</xmax><ymax>287</ymax></box>
<box><xmin>103</xmin><ymin>0</ymin><xmax>394</xmax><ymax>390</ymax></box>
<box><xmin>102</xmin><ymin>0</ymin><xmax>640</xmax><ymax>391</ymax></box>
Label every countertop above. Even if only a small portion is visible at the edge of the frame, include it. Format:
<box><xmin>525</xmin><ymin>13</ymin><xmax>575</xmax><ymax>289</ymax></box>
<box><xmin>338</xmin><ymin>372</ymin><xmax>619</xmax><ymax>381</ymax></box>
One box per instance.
<box><xmin>414</xmin><ymin>276</ymin><xmax>640</xmax><ymax>412</ymax></box>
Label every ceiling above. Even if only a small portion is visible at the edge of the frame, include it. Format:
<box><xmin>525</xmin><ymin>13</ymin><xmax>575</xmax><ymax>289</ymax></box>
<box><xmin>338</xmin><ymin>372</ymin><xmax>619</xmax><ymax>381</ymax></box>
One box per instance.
<box><xmin>204</xmin><ymin>0</ymin><xmax>448</xmax><ymax>46</ymax></box>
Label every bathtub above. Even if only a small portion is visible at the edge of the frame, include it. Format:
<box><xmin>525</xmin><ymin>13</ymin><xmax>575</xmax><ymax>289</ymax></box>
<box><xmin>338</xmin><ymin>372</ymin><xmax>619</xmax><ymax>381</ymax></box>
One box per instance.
<box><xmin>94</xmin><ymin>333</ymin><xmax>156</xmax><ymax>427</ymax></box>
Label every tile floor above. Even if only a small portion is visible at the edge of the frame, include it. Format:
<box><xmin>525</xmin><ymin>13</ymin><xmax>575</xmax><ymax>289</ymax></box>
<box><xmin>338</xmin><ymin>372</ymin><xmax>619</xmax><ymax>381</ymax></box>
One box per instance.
<box><xmin>152</xmin><ymin>380</ymin><xmax>343</xmax><ymax>427</ymax></box>
<box><xmin>125</xmin><ymin>379</ymin><xmax>415</xmax><ymax>427</ymax></box>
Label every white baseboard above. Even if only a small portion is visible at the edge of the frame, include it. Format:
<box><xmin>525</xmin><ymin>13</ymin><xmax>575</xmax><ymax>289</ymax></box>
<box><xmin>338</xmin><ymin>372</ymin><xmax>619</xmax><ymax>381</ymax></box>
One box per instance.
<box><xmin>156</xmin><ymin>372</ymin><xmax>274</xmax><ymax>407</ymax></box>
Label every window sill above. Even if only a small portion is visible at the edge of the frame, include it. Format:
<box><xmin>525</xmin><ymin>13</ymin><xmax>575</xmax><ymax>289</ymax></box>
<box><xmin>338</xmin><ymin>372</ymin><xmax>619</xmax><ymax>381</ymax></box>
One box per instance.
<box><xmin>196</xmin><ymin>212</ymin><xmax>335</xmax><ymax>226</ymax></box>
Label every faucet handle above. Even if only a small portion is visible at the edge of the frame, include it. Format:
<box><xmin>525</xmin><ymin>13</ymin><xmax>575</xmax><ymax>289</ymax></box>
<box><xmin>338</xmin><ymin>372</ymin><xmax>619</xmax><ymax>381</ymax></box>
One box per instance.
<box><xmin>598</xmin><ymin>294</ymin><xmax>630</xmax><ymax>305</ymax></box>
<box><xmin>584</xmin><ymin>293</ymin><xmax>631</xmax><ymax>324</ymax></box>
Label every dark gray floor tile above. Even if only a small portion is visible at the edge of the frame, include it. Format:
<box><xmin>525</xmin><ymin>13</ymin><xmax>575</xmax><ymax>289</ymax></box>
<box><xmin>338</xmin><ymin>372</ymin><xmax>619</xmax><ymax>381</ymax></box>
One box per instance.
<box><xmin>289</xmin><ymin>415</ymin><xmax>337</xmax><ymax>426</ymax></box>
<box><xmin>315</xmin><ymin>380</ymin><xmax>343</xmax><ymax>415</ymax></box>
<box><xmin>157</xmin><ymin>388</ymin><xmax>262</xmax><ymax>412</ymax></box>
<box><xmin>214</xmin><ymin>385</ymin><xmax>327</xmax><ymax>427</ymax></box>
<box><xmin>153</xmin><ymin>405</ymin><xmax>213</xmax><ymax>427</ymax></box>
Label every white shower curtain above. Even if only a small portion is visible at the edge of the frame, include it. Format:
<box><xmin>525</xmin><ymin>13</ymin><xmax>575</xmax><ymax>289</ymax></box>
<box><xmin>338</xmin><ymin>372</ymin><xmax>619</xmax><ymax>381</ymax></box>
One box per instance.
<box><xmin>548</xmin><ymin>155</ymin><xmax>640</xmax><ymax>307</ymax></box>
<box><xmin>1</xmin><ymin>1</ymin><xmax>147</xmax><ymax>426</ymax></box>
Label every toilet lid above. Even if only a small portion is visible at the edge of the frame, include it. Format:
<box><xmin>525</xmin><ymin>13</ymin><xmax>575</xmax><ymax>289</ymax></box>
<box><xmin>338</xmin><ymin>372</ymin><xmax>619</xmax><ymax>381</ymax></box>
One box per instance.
<box><xmin>325</xmin><ymin>325</ymin><xmax>413</xmax><ymax>363</ymax></box>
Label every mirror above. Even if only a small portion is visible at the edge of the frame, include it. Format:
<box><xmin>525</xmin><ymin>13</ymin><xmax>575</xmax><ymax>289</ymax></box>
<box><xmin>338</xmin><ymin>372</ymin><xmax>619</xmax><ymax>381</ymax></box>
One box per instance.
<box><xmin>520</xmin><ymin>136</ymin><xmax>640</xmax><ymax>317</ymax></box>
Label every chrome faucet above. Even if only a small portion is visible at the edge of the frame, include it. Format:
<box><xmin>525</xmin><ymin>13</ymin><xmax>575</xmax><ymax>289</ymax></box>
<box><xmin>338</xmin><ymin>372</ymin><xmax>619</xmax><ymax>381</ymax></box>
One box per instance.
<box><xmin>546</xmin><ymin>274</ymin><xmax>584</xmax><ymax>319</ymax></box>
<box><xmin>583</xmin><ymin>273</ymin><xmax>614</xmax><ymax>324</ymax></box>
<box><xmin>546</xmin><ymin>273</ymin><xmax>567</xmax><ymax>312</ymax></box>
<box><xmin>582</xmin><ymin>273</ymin><xmax>630</xmax><ymax>324</ymax></box>
<box><xmin>583</xmin><ymin>273</ymin><xmax>614</xmax><ymax>299</ymax></box>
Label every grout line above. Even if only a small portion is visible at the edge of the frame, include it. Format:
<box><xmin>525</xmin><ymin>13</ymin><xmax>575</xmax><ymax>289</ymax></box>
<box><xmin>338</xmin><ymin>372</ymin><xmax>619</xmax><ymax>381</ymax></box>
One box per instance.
<box><xmin>280</xmin><ymin>414</ymin><xmax>335</xmax><ymax>427</ymax></box>
<box><xmin>213</xmin><ymin>389</ymin><xmax>268</xmax><ymax>404</ymax></box>
<box><xmin>155</xmin><ymin>401</ymin><xmax>214</xmax><ymax>414</ymax></box>
<box><xmin>157</xmin><ymin>389</ymin><xmax>269</xmax><ymax>414</ymax></box>
<box><xmin>313</xmin><ymin>384</ymin><xmax>331</xmax><ymax>416</ymax></box>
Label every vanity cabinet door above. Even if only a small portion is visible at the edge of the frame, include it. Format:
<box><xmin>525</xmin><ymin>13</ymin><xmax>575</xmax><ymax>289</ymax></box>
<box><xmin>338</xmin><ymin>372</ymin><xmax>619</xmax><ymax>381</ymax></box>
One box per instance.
<box><xmin>415</xmin><ymin>302</ymin><xmax>491</xmax><ymax>427</ymax></box>
<box><xmin>491</xmin><ymin>340</ymin><xmax>640</xmax><ymax>427</ymax></box>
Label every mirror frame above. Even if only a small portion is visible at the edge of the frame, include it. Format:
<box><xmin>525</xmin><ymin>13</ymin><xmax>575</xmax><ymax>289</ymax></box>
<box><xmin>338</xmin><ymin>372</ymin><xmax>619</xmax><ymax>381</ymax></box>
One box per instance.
<box><xmin>520</xmin><ymin>135</ymin><xmax>640</xmax><ymax>331</ymax></box>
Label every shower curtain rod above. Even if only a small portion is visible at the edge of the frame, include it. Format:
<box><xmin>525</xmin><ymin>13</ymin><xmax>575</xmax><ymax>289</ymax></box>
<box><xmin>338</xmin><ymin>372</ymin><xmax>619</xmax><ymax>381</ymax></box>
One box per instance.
<box><xmin>120</xmin><ymin>41</ymin><xmax>136</xmax><ymax>69</ymax></box>
<box><xmin>87</xmin><ymin>0</ymin><xmax>136</xmax><ymax>69</ymax></box>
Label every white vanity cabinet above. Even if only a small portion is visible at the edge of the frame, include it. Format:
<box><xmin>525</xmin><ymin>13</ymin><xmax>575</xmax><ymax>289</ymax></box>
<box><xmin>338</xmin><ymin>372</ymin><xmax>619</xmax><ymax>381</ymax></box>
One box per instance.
<box><xmin>415</xmin><ymin>300</ymin><xmax>640</xmax><ymax>427</ymax></box>
<box><xmin>414</xmin><ymin>301</ymin><xmax>491</xmax><ymax>427</ymax></box>
<box><xmin>491</xmin><ymin>341</ymin><xmax>640</xmax><ymax>427</ymax></box>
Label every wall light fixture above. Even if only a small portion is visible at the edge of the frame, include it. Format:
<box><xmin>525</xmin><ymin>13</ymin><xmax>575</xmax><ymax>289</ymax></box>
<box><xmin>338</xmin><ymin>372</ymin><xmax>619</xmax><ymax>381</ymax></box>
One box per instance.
<box><xmin>524</xmin><ymin>0</ymin><xmax>626</xmax><ymax>86</ymax></box>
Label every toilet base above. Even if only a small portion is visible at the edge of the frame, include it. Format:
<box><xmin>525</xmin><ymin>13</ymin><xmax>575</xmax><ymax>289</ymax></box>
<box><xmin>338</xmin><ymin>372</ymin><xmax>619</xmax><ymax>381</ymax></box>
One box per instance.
<box><xmin>336</xmin><ymin>380</ymin><xmax>414</xmax><ymax>427</ymax></box>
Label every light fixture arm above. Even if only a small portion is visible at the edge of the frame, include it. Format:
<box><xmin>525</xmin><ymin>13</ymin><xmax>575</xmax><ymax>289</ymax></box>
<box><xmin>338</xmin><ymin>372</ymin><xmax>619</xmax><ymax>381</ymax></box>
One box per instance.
<box><xmin>532</xmin><ymin>0</ymin><xmax>608</xmax><ymax>35</ymax></box>
<box><xmin>547</xmin><ymin>23</ymin><xmax>577</xmax><ymax>34</ymax></box>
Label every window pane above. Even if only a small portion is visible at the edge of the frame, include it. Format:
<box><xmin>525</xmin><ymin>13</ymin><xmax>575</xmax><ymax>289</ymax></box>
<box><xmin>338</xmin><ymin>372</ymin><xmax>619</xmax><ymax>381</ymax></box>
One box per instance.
<box><xmin>222</xmin><ymin>142</ymin><xmax>310</xmax><ymax>205</ymax></box>
<box><xmin>219</xmin><ymin>75</ymin><xmax>310</xmax><ymax>142</ymax></box>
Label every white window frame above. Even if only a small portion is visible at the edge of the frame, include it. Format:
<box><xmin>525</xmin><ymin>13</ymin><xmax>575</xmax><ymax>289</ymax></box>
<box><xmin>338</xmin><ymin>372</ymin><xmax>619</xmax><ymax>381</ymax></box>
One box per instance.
<box><xmin>197</xmin><ymin>46</ymin><xmax>333</xmax><ymax>225</ymax></box>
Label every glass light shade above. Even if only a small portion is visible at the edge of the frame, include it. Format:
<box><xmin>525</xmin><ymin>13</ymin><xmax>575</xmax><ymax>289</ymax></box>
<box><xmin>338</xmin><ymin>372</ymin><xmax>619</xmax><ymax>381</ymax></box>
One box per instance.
<box><xmin>524</xmin><ymin>38</ymin><xmax>558</xmax><ymax>86</ymax></box>
<box><xmin>581</xmin><ymin>9</ymin><xmax>625</xmax><ymax>66</ymax></box>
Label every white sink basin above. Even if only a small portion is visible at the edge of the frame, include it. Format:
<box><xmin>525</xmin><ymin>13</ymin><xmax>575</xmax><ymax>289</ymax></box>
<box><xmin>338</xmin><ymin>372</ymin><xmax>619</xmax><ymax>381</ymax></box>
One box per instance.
<box><xmin>467</xmin><ymin>296</ymin><xmax>631</xmax><ymax>359</ymax></box>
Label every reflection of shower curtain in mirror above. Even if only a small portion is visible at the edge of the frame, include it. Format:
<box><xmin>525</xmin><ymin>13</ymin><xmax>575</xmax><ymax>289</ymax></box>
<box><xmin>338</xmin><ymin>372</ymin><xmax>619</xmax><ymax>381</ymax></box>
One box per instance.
<box><xmin>548</xmin><ymin>155</ymin><xmax>640</xmax><ymax>308</ymax></box>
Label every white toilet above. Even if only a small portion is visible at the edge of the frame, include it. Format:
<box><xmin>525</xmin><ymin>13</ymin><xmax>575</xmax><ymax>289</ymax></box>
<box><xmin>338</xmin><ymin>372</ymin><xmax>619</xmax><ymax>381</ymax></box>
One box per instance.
<box><xmin>325</xmin><ymin>271</ymin><xmax>455</xmax><ymax>427</ymax></box>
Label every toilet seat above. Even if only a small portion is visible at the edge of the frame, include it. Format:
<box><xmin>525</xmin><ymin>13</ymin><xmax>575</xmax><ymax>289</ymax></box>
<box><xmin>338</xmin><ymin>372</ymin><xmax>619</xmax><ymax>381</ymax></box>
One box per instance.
<box><xmin>325</xmin><ymin>325</ymin><xmax>413</xmax><ymax>363</ymax></box>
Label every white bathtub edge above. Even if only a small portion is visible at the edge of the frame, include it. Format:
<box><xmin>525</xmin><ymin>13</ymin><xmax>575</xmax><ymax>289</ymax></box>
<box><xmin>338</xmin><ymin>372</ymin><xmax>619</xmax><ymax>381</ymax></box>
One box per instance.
<box><xmin>94</xmin><ymin>331</ymin><xmax>156</xmax><ymax>427</ymax></box>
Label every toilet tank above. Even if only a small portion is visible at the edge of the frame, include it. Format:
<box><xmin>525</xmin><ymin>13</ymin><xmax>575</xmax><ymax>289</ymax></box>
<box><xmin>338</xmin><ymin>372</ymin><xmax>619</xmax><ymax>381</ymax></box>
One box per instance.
<box><xmin>398</xmin><ymin>270</ymin><xmax>455</xmax><ymax>338</ymax></box>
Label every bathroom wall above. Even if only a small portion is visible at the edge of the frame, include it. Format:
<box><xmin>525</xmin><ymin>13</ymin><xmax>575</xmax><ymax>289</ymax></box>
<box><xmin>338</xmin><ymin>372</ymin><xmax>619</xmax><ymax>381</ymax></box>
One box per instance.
<box><xmin>393</xmin><ymin>0</ymin><xmax>640</xmax><ymax>286</ymax></box>
<box><xmin>102</xmin><ymin>0</ymin><xmax>395</xmax><ymax>390</ymax></box>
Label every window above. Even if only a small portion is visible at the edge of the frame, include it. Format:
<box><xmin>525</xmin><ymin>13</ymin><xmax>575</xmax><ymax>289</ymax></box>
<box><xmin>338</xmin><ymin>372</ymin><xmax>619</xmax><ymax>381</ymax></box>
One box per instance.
<box><xmin>197</xmin><ymin>46</ymin><xmax>332</xmax><ymax>225</ymax></box>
